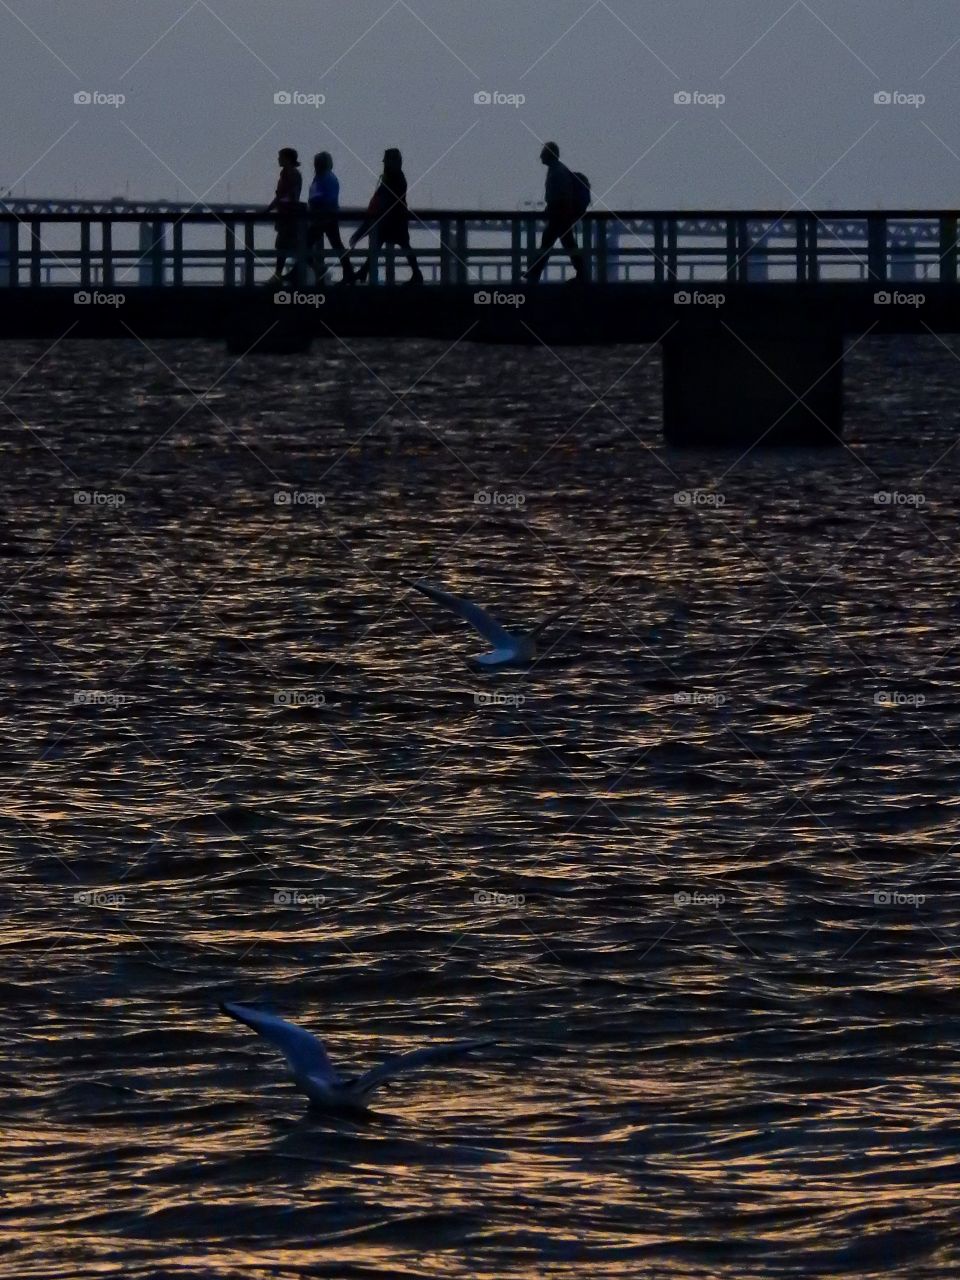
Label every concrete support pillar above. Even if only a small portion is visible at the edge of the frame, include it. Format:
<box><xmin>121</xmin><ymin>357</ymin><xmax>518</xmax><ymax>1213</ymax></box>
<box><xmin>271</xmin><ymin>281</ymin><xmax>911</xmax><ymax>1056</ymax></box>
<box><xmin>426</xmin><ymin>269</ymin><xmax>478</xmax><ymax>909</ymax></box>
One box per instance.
<box><xmin>662</xmin><ymin>329</ymin><xmax>843</xmax><ymax>447</ymax></box>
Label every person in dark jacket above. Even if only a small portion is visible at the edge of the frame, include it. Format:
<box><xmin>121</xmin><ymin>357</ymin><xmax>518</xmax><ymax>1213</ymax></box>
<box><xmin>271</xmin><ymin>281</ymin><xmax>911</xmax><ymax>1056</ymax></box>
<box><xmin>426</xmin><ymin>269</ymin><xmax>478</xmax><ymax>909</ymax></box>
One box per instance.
<box><xmin>525</xmin><ymin>141</ymin><xmax>587</xmax><ymax>284</ymax></box>
<box><xmin>350</xmin><ymin>148</ymin><xmax>424</xmax><ymax>285</ymax></box>
<box><xmin>266</xmin><ymin>147</ymin><xmax>304</xmax><ymax>282</ymax></box>
<box><xmin>308</xmin><ymin>151</ymin><xmax>356</xmax><ymax>284</ymax></box>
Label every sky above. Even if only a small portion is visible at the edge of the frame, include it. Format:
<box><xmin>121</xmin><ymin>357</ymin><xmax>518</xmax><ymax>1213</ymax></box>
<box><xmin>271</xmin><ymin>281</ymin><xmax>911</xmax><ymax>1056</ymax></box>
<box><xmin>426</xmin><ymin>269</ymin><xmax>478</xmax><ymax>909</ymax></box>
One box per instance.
<box><xmin>0</xmin><ymin>0</ymin><xmax>957</xmax><ymax>211</ymax></box>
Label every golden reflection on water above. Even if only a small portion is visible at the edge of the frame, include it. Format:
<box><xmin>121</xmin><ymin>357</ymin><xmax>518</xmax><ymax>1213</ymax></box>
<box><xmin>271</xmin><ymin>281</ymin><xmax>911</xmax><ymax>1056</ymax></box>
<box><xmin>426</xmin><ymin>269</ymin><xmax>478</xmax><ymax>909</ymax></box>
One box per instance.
<box><xmin>3</xmin><ymin>337</ymin><xmax>960</xmax><ymax>1276</ymax></box>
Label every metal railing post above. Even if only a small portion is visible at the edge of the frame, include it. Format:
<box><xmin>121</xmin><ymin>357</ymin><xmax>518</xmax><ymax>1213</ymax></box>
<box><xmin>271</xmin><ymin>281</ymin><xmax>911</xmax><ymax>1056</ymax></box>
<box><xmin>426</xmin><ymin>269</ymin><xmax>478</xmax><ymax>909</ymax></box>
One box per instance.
<box><xmin>243</xmin><ymin>220</ymin><xmax>255</xmax><ymax>287</ymax></box>
<box><xmin>30</xmin><ymin>220</ymin><xmax>41</xmax><ymax>288</ymax></box>
<box><xmin>511</xmin><ymin>217</ymin><xmax>522</xmax><ymax>281</ymax></box>
<box><xmin>102</xmin><ymin>220</ymin><xmax>113</xmax><ymax>287</ymax></box>
<box><xmin>455</xmin><ymin>216</ymin><xmax>467</xmax><ymax>284</ymax></box>
<box><xmin>666</xmin><ymin>218</ymin><xmax>678</xmax><ymax>282</ymax></box>
<box><xmin>224</xmin><ymin>221</ymin><xmax>236</xmax><ymax>287</ymax></box>
<box><xmin>867</xmin><ymin>214</ymin><xmax>887</xmax><ymax>282</ymax></box>
<box><xmin>80</xmin><ymin>219</ymin><xmax>91</xmax><ymax>288</ymax></box>
<box><xmin>725</xmin><ymin>218</ymin><xmax>738</xmax><ymax>282</ymax></box>
<box><xmin>940</xmin><ymin>216</ymin><xmax>957</xmax><ymax>283</ymax></box>
<box><xmin>173</xmin><ymin>220</ymin><xmax>184</xmax><ymax>287</ymax></box>
<box><xmin>595</xmin><ymin>216</ymin><xmax>607</xmax><ymax>284</ymax></box>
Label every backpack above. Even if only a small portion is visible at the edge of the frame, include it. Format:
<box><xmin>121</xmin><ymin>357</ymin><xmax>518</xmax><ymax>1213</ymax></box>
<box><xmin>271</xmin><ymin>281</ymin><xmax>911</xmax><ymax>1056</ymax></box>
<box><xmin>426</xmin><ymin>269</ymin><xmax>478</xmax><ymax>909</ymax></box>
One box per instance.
<box><xmin>569</xmin><ymin>171</ymin><xmax>591</xmax><ymax>218</ymax></box>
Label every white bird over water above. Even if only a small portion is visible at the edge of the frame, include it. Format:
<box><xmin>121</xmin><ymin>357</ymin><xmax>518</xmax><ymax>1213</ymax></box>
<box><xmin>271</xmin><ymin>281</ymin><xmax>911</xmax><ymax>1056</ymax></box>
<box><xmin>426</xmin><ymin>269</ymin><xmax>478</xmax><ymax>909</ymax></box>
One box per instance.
<box><xmin>401</xmin><ymin>577</ymin><xmax>571</xmax><ymax>668</ymax></box>
<box><xmin>220</xmin><ymin>1001</ymin><xmax>495</xmax><ymax>1111</ymax></box>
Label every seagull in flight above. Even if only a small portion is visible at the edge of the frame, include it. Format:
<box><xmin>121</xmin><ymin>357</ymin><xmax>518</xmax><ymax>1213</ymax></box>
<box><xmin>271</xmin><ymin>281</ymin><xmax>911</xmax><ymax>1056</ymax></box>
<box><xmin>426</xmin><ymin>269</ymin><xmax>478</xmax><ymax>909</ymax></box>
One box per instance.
<box><xmin>401</xmin><ymin>577</ymin><xmax>572</xmax><ymax>668</ymax></box>
<box><xmin>220</xmin><ymin>1001</ymin><xmax>495</xmax><ymax>1111</ymax></box>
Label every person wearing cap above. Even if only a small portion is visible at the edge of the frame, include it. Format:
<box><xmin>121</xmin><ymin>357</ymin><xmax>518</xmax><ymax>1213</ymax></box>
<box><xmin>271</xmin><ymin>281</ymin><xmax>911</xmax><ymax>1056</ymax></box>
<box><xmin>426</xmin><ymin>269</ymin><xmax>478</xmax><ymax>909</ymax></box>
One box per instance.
<box><xmin>267</xmin><ymin>146</ymin><xmax>304</xmax><ymax>282</ymax></box>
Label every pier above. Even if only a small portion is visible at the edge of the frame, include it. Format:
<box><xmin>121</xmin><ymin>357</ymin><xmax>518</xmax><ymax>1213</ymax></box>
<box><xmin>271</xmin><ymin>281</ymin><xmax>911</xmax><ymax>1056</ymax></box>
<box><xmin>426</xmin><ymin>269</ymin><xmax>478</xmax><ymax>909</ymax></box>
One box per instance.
<box><xmin>2</xmin><ymin>201</ymin><xmax>958</xmax><ymax>446</ymax></box>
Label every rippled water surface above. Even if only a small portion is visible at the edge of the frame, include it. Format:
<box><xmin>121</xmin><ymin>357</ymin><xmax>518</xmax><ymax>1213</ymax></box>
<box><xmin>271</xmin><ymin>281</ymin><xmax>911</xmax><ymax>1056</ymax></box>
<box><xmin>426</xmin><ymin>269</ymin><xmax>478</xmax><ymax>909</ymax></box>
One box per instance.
<box><xmin>3</xmin><ymin>334</ymin><xmax>960</xmax><ymax>1278</ymax></box>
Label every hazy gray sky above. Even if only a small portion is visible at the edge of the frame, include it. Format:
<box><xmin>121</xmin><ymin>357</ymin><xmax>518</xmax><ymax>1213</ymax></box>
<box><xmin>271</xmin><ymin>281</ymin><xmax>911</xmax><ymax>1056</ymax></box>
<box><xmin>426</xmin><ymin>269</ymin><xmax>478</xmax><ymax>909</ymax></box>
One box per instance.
<box><xmin>0</xmin><ymin>0</ymin><xmax>956</xmax><ymax>209</ymax></box>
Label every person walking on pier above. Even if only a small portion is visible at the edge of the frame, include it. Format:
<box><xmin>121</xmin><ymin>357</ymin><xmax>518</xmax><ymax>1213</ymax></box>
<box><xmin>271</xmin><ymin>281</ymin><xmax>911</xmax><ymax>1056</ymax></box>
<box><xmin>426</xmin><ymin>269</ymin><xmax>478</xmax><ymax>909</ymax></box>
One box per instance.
<box><xmin>266</xmin><ymin>147</ymin><xmax>304</xmax><ymax>283</ymax></box>
<box><xmin>350</xmin><ymin>148</ymin><xmax>424</xmax><ymax>286</ymax></box>
<box><xmin>308</xmin><ymin>151</ymin><xmax>356</xmax><ymax>285</ymax></box>
<box><xmin>525</xmin><ymin>141</ymin><xmax>588</xmax><ymax>285</ymax></box>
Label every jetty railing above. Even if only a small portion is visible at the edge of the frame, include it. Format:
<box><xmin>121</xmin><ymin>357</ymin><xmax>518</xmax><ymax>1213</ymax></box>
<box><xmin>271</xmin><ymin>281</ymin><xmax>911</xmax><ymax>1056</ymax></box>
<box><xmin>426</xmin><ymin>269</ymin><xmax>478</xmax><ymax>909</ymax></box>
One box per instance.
<box><xmin>0</xmin><ymin>206</ymin><xmax>956</xmax><ymax>288</ymax></box>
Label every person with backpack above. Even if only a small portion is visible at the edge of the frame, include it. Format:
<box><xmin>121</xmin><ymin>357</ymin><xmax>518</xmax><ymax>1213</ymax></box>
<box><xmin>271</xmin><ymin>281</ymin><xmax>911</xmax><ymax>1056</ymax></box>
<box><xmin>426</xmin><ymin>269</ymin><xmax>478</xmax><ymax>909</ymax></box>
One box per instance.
<box><xmin>266</xmin><ymin>146</ymin><xmax>304</xmax><ymax>284</ymax></box>
<box><xmin>308</xmin><ymin>151</ymin><xmax>356</xmax><ymax>284</ymax></box>
<box><xmin>524</xmin><ymin>141</ymin><xmax>589</xmax><ymax>284</ymax></box>
<box><xmin>349</xmin><ymin>148</ymin><xmax>424</xmax><ymax>285</ymax></box>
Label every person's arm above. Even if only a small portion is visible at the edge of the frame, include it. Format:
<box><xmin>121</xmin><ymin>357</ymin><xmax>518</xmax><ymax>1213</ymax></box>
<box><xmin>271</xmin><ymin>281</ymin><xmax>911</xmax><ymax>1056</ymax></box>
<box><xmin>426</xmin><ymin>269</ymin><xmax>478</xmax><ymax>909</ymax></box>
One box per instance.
<box><xmin>267</xmin><ymin>172</ymin><xmax>284</xmax><ymax>213</ymax></box>
<box><xmin>351</xmin><ymin>186</ymin><xmax>382</xmax><ymax>245</ymax></box>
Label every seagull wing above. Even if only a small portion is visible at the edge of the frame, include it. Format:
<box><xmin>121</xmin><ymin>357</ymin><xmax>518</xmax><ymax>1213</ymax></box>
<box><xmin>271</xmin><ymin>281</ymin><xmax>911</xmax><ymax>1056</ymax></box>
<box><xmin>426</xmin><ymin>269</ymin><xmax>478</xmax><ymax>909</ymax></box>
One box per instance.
<box><xmin>220</xmin><ymin>1001</ymin><xmax>336</xmax><ymax>1081</ymax></box>
<box><xmin>532</xmin><ymin>582</ymin><xmax>605</xmax><ymax>638</ymax></box>
<box><xmin>354</xmin><ymin>1038</ymin><xmax>495</xmax><ymax>1096</ymax></box>
<box><xmin>402</xmin><ymin>578</ymin><xmax>513</xmax><ymax>646</ymax></box>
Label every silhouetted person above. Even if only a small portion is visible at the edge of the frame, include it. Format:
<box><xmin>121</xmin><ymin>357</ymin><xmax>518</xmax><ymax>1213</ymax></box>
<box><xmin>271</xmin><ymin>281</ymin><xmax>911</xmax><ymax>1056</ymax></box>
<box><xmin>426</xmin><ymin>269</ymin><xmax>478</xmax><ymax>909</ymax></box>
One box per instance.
<box><xmin>267</xmin><ymin>147</ymin><xmax>304</xmax><ymax>283</ymax></box>
<box><xmin>350</xmin><ymin>148</ymin><xmax>424</xmax><ymax>285</ymax></box>
<box><xmin>308</xmin><ymin>151</ymin><xmax>356</xmax><ymax>285</ymax></box>
<box><xmin>525</xmin><ymin>141</ymin><xmax>587</xmax><ymax>284</ymax></box>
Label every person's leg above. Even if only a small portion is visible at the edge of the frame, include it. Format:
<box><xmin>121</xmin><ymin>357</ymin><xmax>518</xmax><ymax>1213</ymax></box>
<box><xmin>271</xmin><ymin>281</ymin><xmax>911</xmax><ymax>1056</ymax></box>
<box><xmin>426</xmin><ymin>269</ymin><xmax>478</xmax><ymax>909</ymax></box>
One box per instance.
<box><xmin>526</xmin><ymin>219</ymin><xmax>561</xmax><ymax>282</ymax></box>
<box><xmin>276</xmin><ymin>220</ymin><xmax>297</xmax><ymax>280</ymax></box>
<box><xmin>362</xmin><ymin>229</ymin><xmax>380</xmax><ymax>283</ymax></box>
<box><xmin>397</xmin><ymin>229</ymin><xmax>423</xmax><ymax>284</ymax></box>
<box><xmin>560</xmin><ymin>225</ymin><xmax>587</xmax><ymax>280</ymax></box>
<box><xmin>309</xmin><ymin>223</ymin><xmax>324</xmax><ymax>283</ymax></box>
<box><xmin>326</xmin><ymin>220</ymin><xmax>356</xmax><ymax>282</ymax></box>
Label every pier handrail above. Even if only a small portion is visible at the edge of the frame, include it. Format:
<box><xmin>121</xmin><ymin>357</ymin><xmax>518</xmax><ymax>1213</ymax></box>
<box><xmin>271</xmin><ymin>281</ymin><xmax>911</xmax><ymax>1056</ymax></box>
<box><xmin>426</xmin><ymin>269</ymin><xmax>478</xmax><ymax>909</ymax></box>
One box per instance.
<box><xmin>0</xmin><ymin>205</ymin><xmax>956</xmax><ymax>288</ymax></box>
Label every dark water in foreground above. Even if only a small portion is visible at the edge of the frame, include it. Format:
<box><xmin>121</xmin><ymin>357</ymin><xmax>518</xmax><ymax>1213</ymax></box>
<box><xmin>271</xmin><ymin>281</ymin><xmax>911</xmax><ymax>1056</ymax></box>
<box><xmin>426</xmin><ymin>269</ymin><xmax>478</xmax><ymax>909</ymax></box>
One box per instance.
<box><xmin>2</xmin><ymin>334</ymin><xmax>960</xmax><ymax>1278</ymax></box>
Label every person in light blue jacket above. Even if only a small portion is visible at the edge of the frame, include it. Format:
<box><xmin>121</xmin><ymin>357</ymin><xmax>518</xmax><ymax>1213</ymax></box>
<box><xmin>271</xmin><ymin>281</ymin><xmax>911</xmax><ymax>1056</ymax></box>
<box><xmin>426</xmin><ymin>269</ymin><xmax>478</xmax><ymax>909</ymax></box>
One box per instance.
<box><xmin>308</xmin><ymin>152</ymin><xmax>356</xmax><ymax>284</ymax></box>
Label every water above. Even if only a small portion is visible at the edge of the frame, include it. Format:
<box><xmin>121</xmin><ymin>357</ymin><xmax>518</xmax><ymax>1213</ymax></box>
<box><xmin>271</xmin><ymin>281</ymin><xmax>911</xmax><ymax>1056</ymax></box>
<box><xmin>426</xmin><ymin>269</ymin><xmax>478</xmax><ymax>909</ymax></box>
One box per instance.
<box><xmin>2</xmin><ymin>334</ymin><xmax>960</xmax><ymax>1278</ymax></box>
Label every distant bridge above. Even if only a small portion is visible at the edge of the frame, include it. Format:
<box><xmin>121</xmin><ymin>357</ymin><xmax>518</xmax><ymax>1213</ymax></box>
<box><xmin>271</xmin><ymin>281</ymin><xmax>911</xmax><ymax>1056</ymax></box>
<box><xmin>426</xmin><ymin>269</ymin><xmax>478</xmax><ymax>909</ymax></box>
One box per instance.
<box><xmin>1</xmin><ymin>202</ymin><xmax>958</xmax><ymax>446</ymax></box>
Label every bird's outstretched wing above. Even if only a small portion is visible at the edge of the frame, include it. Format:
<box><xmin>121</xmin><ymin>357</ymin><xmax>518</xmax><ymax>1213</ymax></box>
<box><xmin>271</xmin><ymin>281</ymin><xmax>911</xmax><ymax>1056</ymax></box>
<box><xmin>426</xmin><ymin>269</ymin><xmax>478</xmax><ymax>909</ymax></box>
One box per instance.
<box><xmin>355</xmin><ymin>1038</ymin><xmax>495</xmax><ymax>1095</ymax></box>
<box><xmin>532</xmin><ymin>582</ymin><xmax>604</xmax><ymax>638</ymax></box>
<box><xmin>401</xmin><ymin>578</ymin><xmax>513</xmax><ymax>646</ymax></box>
<box><xmin>220</xmin><ymin>1001</ymin><xmax>336</xmax><ymax>1081</ymax></box>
